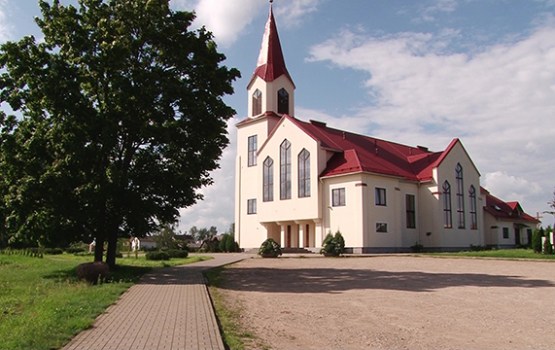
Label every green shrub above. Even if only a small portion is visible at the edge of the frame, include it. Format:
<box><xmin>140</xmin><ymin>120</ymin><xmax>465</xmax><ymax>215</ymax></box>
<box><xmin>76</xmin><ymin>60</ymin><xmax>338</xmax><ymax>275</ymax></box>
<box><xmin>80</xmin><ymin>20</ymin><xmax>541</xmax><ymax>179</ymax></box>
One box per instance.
<box><xmin>66</xmin><ymin>247</ymin><xmax>86</xmax><ymax>254</ymax></box>
<box><xmin>145</xmin><ymin>251</ymin><xmax>170</xmax><ymax>261</ymax></box>
<box><xmin>320</xmin><ymin>231</ymin><xmax>345</xmax><ymax>256</ymax></box>
<box><xmin>166</xmin><ymin>249</ymin><xmax>189</xmax><ymax>258</ymax></box>
<box><xmin>410</xmin><ymin>242</ymin><xmax>424</xmax><ymax>253</ymax></box>
<box><xmin>258</xmin><ymin>238</ymin><xmax>282</xmax><ymax>257</ymax></box>
<box><xmin>544</xmin><ymin>235</ymin><xmax>554</xmax><ymax>255</ymax></box>
<box><xmin>219</xmin><ymin>234</ymin><xmax>240</xmax><ymax>253</ymax></box>
<box><xmin>532</xmin><ymin>228</ymin><xmax>544</xmax><ymax>253</ymax></box>
<box><xmin>44</xmin><ymin>248</ymin><xmax>64</xmax><ymax>255</ymax></box>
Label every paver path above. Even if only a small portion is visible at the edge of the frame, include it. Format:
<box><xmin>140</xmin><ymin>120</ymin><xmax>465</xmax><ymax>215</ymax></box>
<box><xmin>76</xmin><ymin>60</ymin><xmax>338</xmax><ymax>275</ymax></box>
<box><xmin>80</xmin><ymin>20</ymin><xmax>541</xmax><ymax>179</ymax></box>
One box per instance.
<box><xmin>62</xmin><ymin>253</ymin><xmax>249</xmax><ymax>350</ymax></box>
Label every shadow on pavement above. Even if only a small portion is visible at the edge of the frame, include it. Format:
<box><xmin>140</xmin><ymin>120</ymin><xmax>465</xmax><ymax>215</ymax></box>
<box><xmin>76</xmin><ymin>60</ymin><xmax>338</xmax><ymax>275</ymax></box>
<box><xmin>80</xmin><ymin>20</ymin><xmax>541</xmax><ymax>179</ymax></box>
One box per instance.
<box><xmin>216</xmin><ymin>267</ymin><xmax>555</xmax><ymax>293</ymax></box>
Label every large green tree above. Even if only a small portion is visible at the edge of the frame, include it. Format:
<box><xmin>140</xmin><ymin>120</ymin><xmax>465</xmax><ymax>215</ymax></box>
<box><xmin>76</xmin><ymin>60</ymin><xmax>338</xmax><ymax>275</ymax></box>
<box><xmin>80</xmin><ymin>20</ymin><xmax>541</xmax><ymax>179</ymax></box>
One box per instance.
<box><xmin>0</xmin><ymin>0</ymin><xmax>239</xmax><ymax>267</ymax></box>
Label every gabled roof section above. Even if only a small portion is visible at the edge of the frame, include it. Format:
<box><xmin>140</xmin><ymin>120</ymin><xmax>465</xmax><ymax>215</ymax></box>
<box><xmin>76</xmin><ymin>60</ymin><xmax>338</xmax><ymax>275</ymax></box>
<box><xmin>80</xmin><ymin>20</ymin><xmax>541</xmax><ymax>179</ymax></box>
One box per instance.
<box><xmin>483</xmin><ymin>188</ymin><xmax>540</xmax><ymax>224</ymax></box>
<box><xmin>236</xmin><ymin>111</ymin><xmax>281</xmax><ymax>128</ymax></box>
<box><xmin>432</xmin><ymin>138</ymin><xmax>481</xmax><ymax>176</ymax></box>
<box><xmin>278</xmin><ymin>116</ymin><xmax>439</xmax><ymax>180</ymax></box>
<box><xmin>249</xmin><ymin>4</ymin><xmax>295</xmax><ymax>87</ymax></box>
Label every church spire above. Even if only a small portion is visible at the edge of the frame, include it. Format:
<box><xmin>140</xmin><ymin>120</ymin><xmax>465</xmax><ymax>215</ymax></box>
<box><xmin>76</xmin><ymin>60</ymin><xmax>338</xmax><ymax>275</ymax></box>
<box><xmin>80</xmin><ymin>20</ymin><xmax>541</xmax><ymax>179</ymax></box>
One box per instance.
<box><xmin>252</xmin><ymin>1</ymin><xmax>295</xmax><ymax>87</ymax></box>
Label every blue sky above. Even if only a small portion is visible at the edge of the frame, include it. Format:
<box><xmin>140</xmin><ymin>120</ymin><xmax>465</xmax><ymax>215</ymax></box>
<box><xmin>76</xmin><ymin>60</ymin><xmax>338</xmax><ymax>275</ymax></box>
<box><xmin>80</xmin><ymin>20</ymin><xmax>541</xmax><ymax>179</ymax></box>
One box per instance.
<box><xmin>1</xmin><ymin>0</ymin><xmax>555</xmax><ymax>233</ymax></box>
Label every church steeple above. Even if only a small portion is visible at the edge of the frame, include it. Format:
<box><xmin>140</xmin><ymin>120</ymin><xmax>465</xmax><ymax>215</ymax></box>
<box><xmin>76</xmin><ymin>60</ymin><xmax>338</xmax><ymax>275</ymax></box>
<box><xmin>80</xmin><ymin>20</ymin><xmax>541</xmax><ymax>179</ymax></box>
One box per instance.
<box><xmin>247</xmin><ymin>1</ymin><xmax>295</xmax><ymax>118</ymax></box>
<box><xmin>252</xmin><ymin>2</ymin><xmax>295</xmax><ymax>86</ymax></box>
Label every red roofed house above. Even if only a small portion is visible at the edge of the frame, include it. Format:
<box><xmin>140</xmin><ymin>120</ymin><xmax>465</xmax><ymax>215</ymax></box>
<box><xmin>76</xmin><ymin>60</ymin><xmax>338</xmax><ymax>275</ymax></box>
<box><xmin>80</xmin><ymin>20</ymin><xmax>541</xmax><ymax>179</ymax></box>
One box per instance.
<box><xmin>234</xmin><ymin>3</ymin><xmax>538</xmax><ymax>252</ymax></box>
<box><xmin>482</xmin><ymin>188</ymin><xmax>540</xmax><ymax>248</ymax></box>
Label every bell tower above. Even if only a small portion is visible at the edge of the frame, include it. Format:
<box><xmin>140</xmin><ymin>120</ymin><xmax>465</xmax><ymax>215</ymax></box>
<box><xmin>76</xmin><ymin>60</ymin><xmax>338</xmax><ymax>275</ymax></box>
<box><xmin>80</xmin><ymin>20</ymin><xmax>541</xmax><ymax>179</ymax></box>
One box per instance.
<box><xmin>235</xmin><ymin>1</ymin><xmax>295</xmax><ymax>248</ymax></box>
<box><xmin>247</xmin><ymin>0</ymin><xmax>295</xmax><ymax>118</ymax></box>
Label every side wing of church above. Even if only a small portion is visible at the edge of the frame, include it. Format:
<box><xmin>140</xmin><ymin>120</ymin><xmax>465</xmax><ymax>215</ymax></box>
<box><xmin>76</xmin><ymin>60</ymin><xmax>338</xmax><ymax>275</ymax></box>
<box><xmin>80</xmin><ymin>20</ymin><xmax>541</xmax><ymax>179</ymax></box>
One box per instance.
<box><xmin>234</xmin><ymin>4</ymin><xmax>539</xmax><ymax>252</ymax></box>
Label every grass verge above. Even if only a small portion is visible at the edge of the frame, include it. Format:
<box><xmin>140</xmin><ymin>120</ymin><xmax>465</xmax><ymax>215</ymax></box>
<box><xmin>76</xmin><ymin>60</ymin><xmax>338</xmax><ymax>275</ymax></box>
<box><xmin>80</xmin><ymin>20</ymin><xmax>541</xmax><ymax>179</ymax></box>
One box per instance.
<box><xmin>205</xmin><ymin>267</ymin><xmax>268</xmax><ymax>350</ymax></box>
<box><xmin>425</xmin><ymin>248</ymin><xmax>555</xmax><ymax>260</ymax></box>
<box><xmin>0</xmin><ymin>252</ymin><xmax>210</xmax><ymax>350</ymax></box>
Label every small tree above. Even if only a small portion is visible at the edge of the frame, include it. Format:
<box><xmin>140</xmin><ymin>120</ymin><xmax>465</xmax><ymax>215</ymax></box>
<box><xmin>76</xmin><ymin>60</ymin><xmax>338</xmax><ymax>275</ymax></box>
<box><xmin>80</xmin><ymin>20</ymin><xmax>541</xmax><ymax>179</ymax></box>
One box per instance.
<box><xmin>544</xmin><ymin>226</ymin><xmax>554</xmax><ymax>255</ymax></box>
<box><xmin>153</xmin><ymin>224</ymin><xmax>185</xmax><ymax>250</ymax></box>
<box><xmin>532</xmin><ymin>227</ymin><xmax>544</xmax><ymax>253</ymax></box>
<box><xmin>320</xmin><ymin>231</ymin><xmax>345</xmax><ymax>256</ymax></box>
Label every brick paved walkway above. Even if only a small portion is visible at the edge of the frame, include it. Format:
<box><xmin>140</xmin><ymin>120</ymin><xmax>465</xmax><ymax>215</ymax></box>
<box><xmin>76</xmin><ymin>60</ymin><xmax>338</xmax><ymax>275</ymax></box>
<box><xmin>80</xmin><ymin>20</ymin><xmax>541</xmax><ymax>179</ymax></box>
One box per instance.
<box><xmin>62</xmin><ymin>253</ymin><xmax>249</xmax><ymax>350</ymax></box>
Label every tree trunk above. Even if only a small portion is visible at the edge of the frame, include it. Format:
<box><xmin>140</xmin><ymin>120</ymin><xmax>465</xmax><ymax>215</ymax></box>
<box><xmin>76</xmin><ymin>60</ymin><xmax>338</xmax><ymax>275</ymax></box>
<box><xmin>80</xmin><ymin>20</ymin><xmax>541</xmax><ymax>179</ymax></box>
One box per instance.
<box><xmin>106</xmin><ymin>231</ymin><xmax>118</xmax><ymax>269</ymax></box>
<box><xmin>94</xmin><ymin>236</ymin><xmax>105</xmax><ymax>262</ymax></box>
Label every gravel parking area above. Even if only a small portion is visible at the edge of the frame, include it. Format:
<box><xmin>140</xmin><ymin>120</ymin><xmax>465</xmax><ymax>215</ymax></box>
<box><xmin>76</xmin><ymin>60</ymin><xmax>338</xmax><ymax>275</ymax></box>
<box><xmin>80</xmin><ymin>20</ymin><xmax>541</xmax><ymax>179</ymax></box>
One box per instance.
<box><xmin>216</xmin><ymin>255</ymin><xmax>555</xmax><ymax>350</ymax></box>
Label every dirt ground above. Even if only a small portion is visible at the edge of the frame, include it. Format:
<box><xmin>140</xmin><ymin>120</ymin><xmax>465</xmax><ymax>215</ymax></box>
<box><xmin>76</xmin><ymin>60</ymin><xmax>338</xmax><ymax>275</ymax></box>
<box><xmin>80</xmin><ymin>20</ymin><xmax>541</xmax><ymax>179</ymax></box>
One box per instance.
<box><xmin>216</xmin><ymin>255</ymin><xmax>555</xmax><ymax>350</ymax></box>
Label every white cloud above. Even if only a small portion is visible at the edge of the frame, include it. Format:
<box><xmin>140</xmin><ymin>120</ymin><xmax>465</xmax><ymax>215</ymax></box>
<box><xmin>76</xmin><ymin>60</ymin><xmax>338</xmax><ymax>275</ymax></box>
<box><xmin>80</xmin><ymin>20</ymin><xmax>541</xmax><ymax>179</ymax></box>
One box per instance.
<box><xmin>176</xmin><ymin>0</ymin><xmax>265</xmax><ymax>47</ymax></box>
<box><xmin>170</xmin><ymin>0</ymin><xmax>321</xmax><ymax>47</ymax></box>
<box><xmin>275</xmin><ymin>0</ymin><xmax>321</xmax><ymax>27</ymax></box>
<box><xmin>418</xmin><ymin>0</ymin><xmax>458</xmax><ymax>22</ymax></box>
<box><xmin>307</xmin><ymin>24</ymin><xmax>555</xmax><ymax>217</ymax></box>
<box><xmin>0</xmin><ymin>0</ymin><xmax>13</xmax><ymax>42</ymax></box>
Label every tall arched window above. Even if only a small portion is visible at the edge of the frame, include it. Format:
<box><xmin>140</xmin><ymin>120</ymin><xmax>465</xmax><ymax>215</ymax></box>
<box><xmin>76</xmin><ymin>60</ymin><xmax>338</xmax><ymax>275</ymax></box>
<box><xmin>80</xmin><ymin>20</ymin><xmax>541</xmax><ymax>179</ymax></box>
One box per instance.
<box><xmin>456</xmin><ymin>163</ymin><xmax>465</xmax><ymax>228</ymax></box>
<box><xmin>252</xmin><ymin>89</ymin><xmax>262</xmax><ymax>116</ymax></box>
<box><xmin>469</xmin><ymin>185</ymin><xmax>477</xmax><ymax>229</ymax></box>
<box><xmin>443</xmin><ymin>181</ymin><xmax>452</xmax><ymax>228</ymax></box>
<box><xmin>277</xmin><ymin>88</ymin><xmax>289</xmax><ymax>115</ymax></box>
<box><xmin>298</xmin><ymin>149</ymin><xmax>310</xmax><ymax>198</ymax></box>
<box><xmin>280</xmin><ymin>139</ymin><xmax>291</xmax><ymax>200</ymax></box>
<box><xmin>263</xmin><ymin>157</ymin><xmax>274</xmax><ymax>202</ymax></box>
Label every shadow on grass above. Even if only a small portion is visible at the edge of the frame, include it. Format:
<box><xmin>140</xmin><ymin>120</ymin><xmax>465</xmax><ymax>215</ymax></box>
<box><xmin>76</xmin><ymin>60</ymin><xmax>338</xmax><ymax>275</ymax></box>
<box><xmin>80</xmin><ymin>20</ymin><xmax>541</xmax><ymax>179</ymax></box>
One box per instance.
<box><xmin>43</xmin><ymin>264</ymin><xmax>153</xmax><ymax>284</ymax></box>
<box><xmin>216</xmin><ymin>267</ymin><xmax>555</xmax><ymax>294</ymax></box>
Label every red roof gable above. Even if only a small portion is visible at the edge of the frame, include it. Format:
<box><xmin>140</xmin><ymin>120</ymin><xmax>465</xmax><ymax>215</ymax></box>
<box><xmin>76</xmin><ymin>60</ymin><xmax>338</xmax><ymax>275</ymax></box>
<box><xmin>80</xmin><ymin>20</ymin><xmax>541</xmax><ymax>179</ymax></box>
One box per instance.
<box><xmin>282</xmin><ymin>116</ymin><xmax>440</xmax><ymax>180</ymax></box>
<box><xmin>483</xmin><ymin>190</ymin><xmax>539</xmax><ymax>224</ymax></box>
<box><xmin>249</xmin><ymin>4</ymin><xmax>294</xmax><ymax>87</ymax></box>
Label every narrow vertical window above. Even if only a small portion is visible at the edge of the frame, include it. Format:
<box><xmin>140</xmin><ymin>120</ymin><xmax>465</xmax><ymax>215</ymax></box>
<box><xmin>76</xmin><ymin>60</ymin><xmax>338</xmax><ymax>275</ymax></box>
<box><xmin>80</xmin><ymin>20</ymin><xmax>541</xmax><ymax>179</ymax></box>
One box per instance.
<box><xmin>443</xmin><ymin>181</ymin><xmax>452</xmax><ymax>228</ymax></box>
<box><xmin>263</xmin><ymin>157</ymin><xmax>274</xmax><ymax>202</ymax></box>
<box><xmin>456</xmin><ymin>163</ymin><xmax>465</xmax><ymax>228</ymax></box>
<box><xmin>247</xmin><ymin>199</ymin><xmax>257</xmax><ymax>214</ymax></box>
<box><xmin>332</xmin><ymin>188</ymin><xmax>346</xmax><ymax>206</ymax></box>
<box><xmin>277</xmin><ymin>88</ymin><xmax>289</xmax><ymax>115</ymax></box>
<box><xmin>469</xmin><ymin>185</ymin><xmax>477</xmax><ymax>230</ymax></box>
<box><xmin>406</xmin><ymin>194</ymin><xmax>416</xmax><ymax>229</ymax></box>
<box><xmin>252</xmin><ymin>89</ymin><xmax>262</xmax><ymax>116</ymax></box>
<box><xmin>375</xmin><ymin>187</ymin><xmax>387</xmax><ymax>206</ymax></box>
<box><xmin>247</xmin><ymin>135</ymin><xmax>257</xmax><ymax>167</ymax></box>
<box><xmin>280</xmin><ymin>139</ymin><xmax>291</xmax><ymax>200</ymax></box>
<box><xmin>298</xmin><ymin>149</ymin><xmax>310</xmax><ymax>198</ymax></box>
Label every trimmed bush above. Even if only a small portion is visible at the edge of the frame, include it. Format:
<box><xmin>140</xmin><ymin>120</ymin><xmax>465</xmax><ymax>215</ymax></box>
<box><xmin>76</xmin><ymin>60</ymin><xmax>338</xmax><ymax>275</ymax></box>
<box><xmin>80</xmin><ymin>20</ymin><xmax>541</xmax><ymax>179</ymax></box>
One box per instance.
<box><xmin>258</xmin><ymin>238</ymin><xmax>282</xmax><ymax>257</ymax></box>
<box><xmin>320</xmin><ymin>231</ymin><xmax>345</xmax><ymax>257</ymax></box>
<box><xmin>166</xmin><ymin>249</ymin><xmax>189</xmax><ymax>258</ymax></box>
<box><xmin>145</xmin><ymin>251</ymin><xmax>170</xmax><ymax>261</ymax></box>
<box><xmin>44</xmin><ymin>248</ymin><xmax>64</xmax><ymax>255</ymax></box>
<box><xmin>76</xmin><ymin>262</ymin><xmax>110</xmax><ymax>284</ymax></box>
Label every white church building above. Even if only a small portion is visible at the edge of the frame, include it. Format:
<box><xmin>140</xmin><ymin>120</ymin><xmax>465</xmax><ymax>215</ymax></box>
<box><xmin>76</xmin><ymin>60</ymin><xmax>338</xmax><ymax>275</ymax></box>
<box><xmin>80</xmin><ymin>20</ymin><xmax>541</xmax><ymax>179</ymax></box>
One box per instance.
<box><xmin>234</xmin><ymin>4</ymin><xmax>539</xmax><ymax>252</ymax></box>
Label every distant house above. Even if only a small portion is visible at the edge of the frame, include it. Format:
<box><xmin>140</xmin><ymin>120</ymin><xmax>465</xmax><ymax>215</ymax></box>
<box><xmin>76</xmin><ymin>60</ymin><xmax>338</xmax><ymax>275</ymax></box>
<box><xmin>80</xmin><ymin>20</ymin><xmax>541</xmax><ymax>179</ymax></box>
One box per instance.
<box><xmin>482</xmin><ymin>188</ymin><xmax>540</xmax><ymax>248</ymax></box>
<box><xmin>139</xmin><ymin>237</ymin><xmax>157</xmax><ymax>250</ymax></box>
<box><xmin>234</xmin><ymin>3</ymin><xmax>540</xmax><ymax>252</ymax></box>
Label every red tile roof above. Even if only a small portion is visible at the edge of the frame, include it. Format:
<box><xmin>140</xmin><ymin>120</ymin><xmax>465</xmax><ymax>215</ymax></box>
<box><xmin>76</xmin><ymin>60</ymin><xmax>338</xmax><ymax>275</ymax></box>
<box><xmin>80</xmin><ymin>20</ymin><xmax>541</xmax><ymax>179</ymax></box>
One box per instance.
<box><xmin>482</xmin><ymin>188</ymin><xmax>540</xmax><ymax>224</ymax></box>
<box><xmin>249</xmin><ymin>4</ymin><xmax>294</xmax><ymax>87</ymax></box>
<box><xmin>283</xmin><ymin>115</ymin><xmax>448</xmax><ymax>181</ymax></box>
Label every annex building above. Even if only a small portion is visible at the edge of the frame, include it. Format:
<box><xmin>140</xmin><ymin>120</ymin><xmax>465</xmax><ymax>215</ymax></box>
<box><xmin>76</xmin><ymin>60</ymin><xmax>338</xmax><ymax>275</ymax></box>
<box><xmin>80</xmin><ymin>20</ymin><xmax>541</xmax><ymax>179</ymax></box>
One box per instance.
<box><xmin>234</xmin><ymin>4</ymin><xmax>539</xmax><ymax>252</ymax></box>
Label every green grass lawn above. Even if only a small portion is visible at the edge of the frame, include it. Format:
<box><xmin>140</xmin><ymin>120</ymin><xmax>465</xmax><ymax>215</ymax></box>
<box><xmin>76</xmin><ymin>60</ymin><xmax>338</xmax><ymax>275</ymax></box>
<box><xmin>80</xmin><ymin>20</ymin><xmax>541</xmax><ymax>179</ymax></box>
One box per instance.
<box><xmin>0</xmin><ymin>252</ymin><xmax>209</xmax><ymax>350</ymax></box>
<box><xmin>426</xmin><ymin>248</ymin><xmax>555</xmax><ymax>260</ymax></box>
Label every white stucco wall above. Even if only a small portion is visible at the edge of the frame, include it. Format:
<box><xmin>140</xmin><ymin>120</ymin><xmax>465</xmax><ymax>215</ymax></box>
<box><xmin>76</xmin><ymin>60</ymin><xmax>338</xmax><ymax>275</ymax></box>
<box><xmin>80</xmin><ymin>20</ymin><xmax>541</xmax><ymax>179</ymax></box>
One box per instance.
<box><xmin>432</xmin><ymin>141</ymin><xmax>483</xmax><ymax>248</ymax></box>
<box><xmin>247</xmin><ymin>75</ymin><xmax>295</xmax><ymax>117</ymax></box>
<box><xmin>257</xmin><ymin>117</ymin><xmax>321</xmax><ymax>223</ymax></box>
